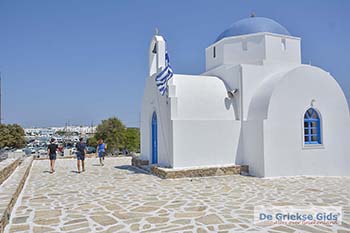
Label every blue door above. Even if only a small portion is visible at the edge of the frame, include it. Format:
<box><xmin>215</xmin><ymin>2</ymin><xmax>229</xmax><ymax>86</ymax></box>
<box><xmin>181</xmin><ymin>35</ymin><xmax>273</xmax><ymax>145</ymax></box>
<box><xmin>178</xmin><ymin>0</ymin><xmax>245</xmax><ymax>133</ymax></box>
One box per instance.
<box><xmin>151</xmin><ymin>112</ymin><xmax>158</xmax><ymax>164</ymax></box>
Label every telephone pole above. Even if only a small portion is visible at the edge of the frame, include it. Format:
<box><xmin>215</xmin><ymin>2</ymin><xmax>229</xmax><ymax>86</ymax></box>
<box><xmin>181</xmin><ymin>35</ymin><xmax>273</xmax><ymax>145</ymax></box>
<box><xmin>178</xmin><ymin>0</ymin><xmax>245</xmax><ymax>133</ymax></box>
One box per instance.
<box><xmin>0</xmin><ymin>73</ymin><xmax>2</xmax><ymax>125</ymax></box>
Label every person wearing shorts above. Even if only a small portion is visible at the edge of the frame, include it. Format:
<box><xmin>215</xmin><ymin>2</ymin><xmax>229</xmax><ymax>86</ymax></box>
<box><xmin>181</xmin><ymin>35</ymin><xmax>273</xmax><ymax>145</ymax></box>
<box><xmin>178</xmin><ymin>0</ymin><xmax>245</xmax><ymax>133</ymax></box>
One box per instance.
<box><xmin>76</xmin><ymin>138</ymin><xmax>87</xmax><ymax>173</ymax></box>
<box><xmin>97</xmin><ymin>139</ymin><xmax>107</xmax><ymax>166</ymax></box>
<box><xmin>47</xmin><ymin>138</ymin><xmax>58</xmax><ymax>173</ymax></box>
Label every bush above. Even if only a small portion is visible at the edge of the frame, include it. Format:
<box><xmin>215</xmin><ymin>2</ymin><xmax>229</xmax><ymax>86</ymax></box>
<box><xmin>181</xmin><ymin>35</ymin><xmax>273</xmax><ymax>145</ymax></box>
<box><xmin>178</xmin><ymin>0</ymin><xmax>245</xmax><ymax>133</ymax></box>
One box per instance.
<box><xmin>91</xmin><ymin>117</ymin><xmax>140</xmax><ymax>153</ymax></box>
<box><xmin>0</xmin><ymin>124</ymin><xmax>26</xmax><ymax>149</ymax></box>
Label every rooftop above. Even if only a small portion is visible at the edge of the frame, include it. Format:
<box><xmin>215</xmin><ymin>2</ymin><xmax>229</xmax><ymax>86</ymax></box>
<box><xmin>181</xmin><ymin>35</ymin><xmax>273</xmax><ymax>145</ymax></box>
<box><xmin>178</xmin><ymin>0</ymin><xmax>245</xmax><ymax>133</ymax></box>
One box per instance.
<box><xmin>215</xmin><ymin>17</ymin><xmax>291</xmax><ymax>42</ymax></box>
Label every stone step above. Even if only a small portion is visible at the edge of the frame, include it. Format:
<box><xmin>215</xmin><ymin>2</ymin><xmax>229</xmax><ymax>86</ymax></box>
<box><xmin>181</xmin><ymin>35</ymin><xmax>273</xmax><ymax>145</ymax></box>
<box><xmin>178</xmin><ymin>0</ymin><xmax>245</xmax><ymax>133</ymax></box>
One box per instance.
<box><xmin>0</xmin><ymin>159</ymin><xmax>21</xmax><ymax>186</ymax></box>
<box><xmin>0</xmin><ymin>157</ymin><xmax>33</xmax><ymax>233</ymax></box>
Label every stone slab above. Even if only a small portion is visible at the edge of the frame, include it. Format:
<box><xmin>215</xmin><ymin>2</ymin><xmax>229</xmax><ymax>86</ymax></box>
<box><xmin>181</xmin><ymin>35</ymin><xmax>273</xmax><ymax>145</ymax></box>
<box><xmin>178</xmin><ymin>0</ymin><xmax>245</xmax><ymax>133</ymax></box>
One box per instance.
<box><xmin>3</xmin><ymin>157</ymin><xmax>350</xmax><ymax>233</ymax></box>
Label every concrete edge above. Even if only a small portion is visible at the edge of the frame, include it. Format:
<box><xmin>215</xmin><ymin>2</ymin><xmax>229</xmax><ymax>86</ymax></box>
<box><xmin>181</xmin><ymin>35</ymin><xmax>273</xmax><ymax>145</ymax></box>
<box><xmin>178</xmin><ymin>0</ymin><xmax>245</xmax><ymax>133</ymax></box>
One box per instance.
<box><xmin>0</xmin><ymin>159</ymin><xmax>21</xmax><ymax>186</ymax></box>
<box><xmin>0</xmin><ymin>157</ymin><xmax>34</xmax><ymax>233</ymax></box>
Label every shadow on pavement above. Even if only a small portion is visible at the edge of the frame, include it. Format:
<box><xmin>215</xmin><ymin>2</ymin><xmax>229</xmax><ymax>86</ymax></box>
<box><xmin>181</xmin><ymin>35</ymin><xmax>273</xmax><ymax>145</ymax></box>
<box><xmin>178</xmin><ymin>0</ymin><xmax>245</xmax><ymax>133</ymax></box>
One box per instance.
<box><xmin>114</xmin><ymin>165</ymin><xmax>149</xmax><ymax>174</ymax></box>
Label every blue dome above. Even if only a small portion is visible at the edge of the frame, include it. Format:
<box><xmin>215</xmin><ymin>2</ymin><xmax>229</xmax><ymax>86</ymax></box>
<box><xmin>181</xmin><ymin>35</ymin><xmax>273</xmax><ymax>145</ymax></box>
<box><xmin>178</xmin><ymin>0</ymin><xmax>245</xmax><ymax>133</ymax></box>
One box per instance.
<box><xmin>215</xmin><ymin>17</ymin><xmax>290</xmax><ymax>42</ymax></box>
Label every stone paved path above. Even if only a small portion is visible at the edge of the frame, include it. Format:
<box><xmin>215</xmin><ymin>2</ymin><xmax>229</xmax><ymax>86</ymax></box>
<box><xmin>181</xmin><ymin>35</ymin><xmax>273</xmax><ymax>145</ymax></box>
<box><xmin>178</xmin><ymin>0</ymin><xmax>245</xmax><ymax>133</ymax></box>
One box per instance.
<box><xmin>4</xmin><ymin>158</ymin><xmax>350</xmax><ymax>233</ymax></box>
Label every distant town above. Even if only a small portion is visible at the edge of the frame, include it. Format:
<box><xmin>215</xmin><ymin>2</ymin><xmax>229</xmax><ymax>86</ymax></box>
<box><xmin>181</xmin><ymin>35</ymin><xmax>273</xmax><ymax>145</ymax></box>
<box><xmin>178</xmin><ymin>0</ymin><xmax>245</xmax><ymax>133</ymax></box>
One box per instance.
<box><xmin>25</xmin><ymin>125</ymin><xmax>96</xmax><ymax>140</ymax></box>
<box><xmin>23</xmin><ymin>125</ymin><xmax>97</xmax><ymax>158</ymax></box>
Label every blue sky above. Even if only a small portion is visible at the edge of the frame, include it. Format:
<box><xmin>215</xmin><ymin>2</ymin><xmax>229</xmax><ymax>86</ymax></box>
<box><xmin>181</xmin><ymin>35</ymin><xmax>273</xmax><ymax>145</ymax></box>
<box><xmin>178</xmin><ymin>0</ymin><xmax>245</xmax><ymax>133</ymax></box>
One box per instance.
<box><xmin>0</xmin><ymin>0</ymin><xmax>349</xmax><ymax>127</ymax></box>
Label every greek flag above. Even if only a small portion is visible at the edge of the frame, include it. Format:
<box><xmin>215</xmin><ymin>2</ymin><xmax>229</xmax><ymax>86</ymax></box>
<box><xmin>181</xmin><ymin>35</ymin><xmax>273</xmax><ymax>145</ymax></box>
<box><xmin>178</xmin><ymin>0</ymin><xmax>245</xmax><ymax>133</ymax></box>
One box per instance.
<box><xmin>155</xmin><ymin>50</ymin><xmax>174</xmax><ymax>95</ymax></box>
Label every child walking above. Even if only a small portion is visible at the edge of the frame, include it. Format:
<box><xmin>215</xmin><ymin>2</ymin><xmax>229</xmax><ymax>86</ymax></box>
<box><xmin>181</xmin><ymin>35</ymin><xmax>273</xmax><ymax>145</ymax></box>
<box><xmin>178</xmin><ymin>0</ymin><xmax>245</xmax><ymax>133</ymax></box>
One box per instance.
<box><xmin>97</xmin><ymin>139</ymin><xmax>107</xmax><ymax>166</ymax></box>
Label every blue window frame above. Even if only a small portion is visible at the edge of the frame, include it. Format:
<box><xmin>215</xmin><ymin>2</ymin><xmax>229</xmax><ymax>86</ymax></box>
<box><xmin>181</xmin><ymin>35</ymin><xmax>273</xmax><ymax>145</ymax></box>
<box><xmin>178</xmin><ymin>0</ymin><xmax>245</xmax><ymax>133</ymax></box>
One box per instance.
<box><xmin>304</xmin><ymin>108</ymin><xmax>321</xmax><ymax>144</ymax></box>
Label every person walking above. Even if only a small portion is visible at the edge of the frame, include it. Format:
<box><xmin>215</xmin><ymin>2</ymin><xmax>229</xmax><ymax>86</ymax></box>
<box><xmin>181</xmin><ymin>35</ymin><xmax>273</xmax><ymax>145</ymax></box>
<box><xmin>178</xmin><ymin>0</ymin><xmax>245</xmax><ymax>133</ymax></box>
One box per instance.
<box><xmin>47</xmin><ymin>138</ymin><xmax>58</xmax><ymax>173</ymax></box>
<box><xmin>76</xmin><ymin>138</ymin><xmax>87</xmax><ymax>173</ymax></box>
<box><xmin>97</xmin><ymin>139</ymin><xmax>107</xmax><ymax>166</ymax></box>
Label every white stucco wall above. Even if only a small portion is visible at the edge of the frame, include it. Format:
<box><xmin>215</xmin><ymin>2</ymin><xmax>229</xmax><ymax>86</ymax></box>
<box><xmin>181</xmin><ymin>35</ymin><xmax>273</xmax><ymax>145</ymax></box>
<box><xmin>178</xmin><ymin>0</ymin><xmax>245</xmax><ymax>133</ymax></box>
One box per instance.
<box><xmin>168</xmin><ymin>75</ymin><xmax>240</xmax><ymax>168</ymax></box>
<box><xmin>262</xmin><ymin>66</ymin><xmax>350</xmax><ymax>177</ymax></box>
<box><xmin>206</xmin><ymin>33</ymin><xmax>301</xmax><ymax>71</ymax></box>
<box><xmin>244</xmin><ymin>120</ymin><xmax>265</xmax><ymax>176</ymax></box>
<box><xmin>140</xmin><ymin>35</ymin><xmax>173</xmax><ymax>167</ymax></box>
<box><xmin>264</xmin><ymin>34</ymin><xmax>301</xmax><ymax>64</ymax></box>
<box><xmin>172</xmin><ymin>120</ymin><xmax>241</xmax><ymax>168</ymax></box>
<box><xmin>141</xmin><ymin>72</ymin><xmax>241</xmax><ymax>169</ymax></box>
<box><xmin>140</xmin><ymin>73</ymin><xmax>173</xmax><ymax>167</ymax></box>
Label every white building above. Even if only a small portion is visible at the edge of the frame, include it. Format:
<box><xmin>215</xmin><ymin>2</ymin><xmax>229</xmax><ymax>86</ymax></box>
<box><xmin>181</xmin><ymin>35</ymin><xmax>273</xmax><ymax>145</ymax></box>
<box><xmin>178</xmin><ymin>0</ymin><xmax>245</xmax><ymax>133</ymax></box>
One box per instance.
<box><xmin>51</xmin><ymin>126</ymin><xmax>96</xmax><ymax>135</ymax></box>
<box><xmin>25</xmin><ymin>126</ymin><xmax>96</xmax><ymax>136</ymax></box>
<box><xmin>140</xmin><ymin>17</ymin><xmax>350</xmax><ymax>177</ymax></box>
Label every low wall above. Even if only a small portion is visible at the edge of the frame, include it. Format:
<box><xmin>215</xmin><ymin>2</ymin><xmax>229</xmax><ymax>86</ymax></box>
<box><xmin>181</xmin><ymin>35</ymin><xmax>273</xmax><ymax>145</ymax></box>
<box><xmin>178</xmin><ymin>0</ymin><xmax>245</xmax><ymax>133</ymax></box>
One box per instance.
<box><xmin>0</xmin><ymin>157</ymin><xmax>33</xmax><ymax>232</ymax></box>
<box><xmin>151</xmin><ymin>165</ymin><xmax>249</xmax><ymax>179</ymax></box>
<box><xmin>7</xmin><ymin>152</ymin><xmax>25</xmax><ymax>159</ymax></box>
<box><xmin>131</xmin><ymin>156</ymin><xmax>149</xmax><ymax>167</ymax></box>
<box><xmin>131</xmin><ymin>156</ymin><xmax>249</xmax><ymax>179</ymax></box>
<box><xmin>0</xmin><ymin>159</ymin><xmax>21</xmax><ymax>186</ymax></box>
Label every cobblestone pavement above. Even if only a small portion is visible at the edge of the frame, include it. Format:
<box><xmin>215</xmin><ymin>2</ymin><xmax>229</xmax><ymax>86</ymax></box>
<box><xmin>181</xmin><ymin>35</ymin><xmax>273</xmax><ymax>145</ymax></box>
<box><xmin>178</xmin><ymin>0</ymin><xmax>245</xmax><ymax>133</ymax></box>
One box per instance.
<box><xmin>4</xmin><ymin>158</ymin><xmax>350</xmax><ymax>233</ymax></box>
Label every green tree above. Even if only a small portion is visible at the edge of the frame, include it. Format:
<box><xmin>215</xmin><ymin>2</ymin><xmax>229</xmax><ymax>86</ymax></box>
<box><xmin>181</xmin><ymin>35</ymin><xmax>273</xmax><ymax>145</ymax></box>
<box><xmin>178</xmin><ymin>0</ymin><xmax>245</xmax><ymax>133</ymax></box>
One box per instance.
<box><xmin>11</xmin><ymin>124</ymin><xmax>26</xmax><ymax>148</ymax></box>
<box><xmin>125</xmin><ymin>128</ymin><xmax>140</xmax><ymax>152</ymax></box>
<box><xmin>0</xmin><ymin>124</ymin><xmax>8</xmax><ymax>148</ymax></box>
<box><xmin>87</xmin><ymin>136</ymin><xmax>98</xmax><ymax>148</ymax></box>
<box><xmin>0</xmin><ymin>124</ymin><xmax>26</xmax><ymax>149</ymax></box>
<box><xmin>94</xmin><ymin>117</ymin><xmax>126</xmax><ymax>152</ymax></box>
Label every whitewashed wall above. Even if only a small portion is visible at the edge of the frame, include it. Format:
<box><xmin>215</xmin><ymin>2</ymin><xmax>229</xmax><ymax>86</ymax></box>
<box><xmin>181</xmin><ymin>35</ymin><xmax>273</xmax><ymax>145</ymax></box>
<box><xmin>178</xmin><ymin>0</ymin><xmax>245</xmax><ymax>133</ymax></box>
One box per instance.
<box><xmin>140</xmin><ymin>36</ymin><xmax>173</xmax><ymax>167</ymax></box>
<box><xmin>140</xmin><ymin>73</ymin><xmax>173</xmax><ymax>167</ymax></box>
<box><xmin>263</xmin><ymin>66</ymin><xmax>350</xmax><ymax>176</ymax></box>
<box><xmin>169</xmin><ymin>75</ymin><xmax>239</xmax><ymax>168</ymax></box>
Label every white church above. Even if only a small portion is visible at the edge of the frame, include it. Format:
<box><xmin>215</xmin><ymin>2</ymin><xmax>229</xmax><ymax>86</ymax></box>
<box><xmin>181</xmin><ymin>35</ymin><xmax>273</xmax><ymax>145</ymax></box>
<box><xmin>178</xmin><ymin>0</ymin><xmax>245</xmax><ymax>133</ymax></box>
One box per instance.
<box><xmin>140</xmin><ymin>17</ymin><xmax>350</xmax><ymax>177</ymax></box>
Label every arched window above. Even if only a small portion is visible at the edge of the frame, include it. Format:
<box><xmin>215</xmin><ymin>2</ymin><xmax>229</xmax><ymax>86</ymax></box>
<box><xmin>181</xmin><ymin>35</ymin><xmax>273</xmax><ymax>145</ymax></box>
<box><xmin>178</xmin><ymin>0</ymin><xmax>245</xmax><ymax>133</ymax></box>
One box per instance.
<box><xmin>304</xmin><ymin>108</ymin><xmax>321</xmax><ymax>144</ymax></box>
